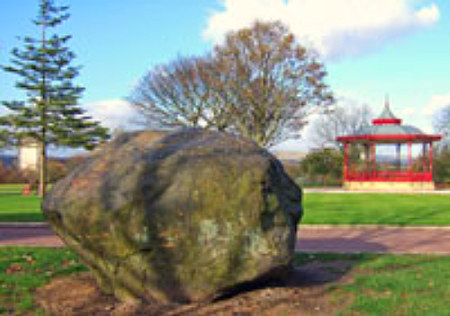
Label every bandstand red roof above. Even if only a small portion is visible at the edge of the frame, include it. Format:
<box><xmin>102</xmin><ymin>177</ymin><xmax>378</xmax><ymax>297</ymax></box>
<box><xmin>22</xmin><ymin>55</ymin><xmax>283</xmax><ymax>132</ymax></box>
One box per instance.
<box><xmin>336</xmin><ymin>101</ymin><xmax>442</xmax><ymax>143</ymax></box>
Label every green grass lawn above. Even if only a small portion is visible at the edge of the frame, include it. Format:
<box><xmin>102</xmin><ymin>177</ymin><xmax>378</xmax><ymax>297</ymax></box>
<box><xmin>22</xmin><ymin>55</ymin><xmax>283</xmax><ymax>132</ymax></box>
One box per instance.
<box><xmin>0</xmin><ymin>184</ymin><xmax>43</xmax><ymax>222</ymax></box>
<box><xmin>1</xmin><ymin>184</ymin><xmax>450</xmax><ymax>226</ymax></box>
<box><xmin>303</xmin><ymin>193</ymin><xmax>450</xmax><ymax>226</ymax></box>
<box><xmin>1</xmin><ymin>247</ymin><xmax>448</xmax><ymax>315</ymax></box>
<box><xmin>294</xmin><ymin>252</ymin><xmax>450</xmax><ymax>315</ymax></box>
<box><xmin>0</xmin><ymin>247</ymin><xmax>86</xmax><ymax>313</ymax></box>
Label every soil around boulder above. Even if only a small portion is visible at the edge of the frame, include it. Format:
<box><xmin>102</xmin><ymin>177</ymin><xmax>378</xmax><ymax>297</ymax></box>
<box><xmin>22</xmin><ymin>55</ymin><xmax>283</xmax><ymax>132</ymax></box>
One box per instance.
<box><xmin>36</xmin><ymin>261</ymin><xmax>354</xmax><ymax>315</ymax></box>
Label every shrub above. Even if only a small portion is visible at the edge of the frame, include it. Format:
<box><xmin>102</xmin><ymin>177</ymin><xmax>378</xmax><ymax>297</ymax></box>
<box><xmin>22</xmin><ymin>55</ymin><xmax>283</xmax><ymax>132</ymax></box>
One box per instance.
<box><xmin>47</xmin><ymin>159</ymin><xmax>68</xmax><ymax>183</ymax></box>
<box><xmin>300</xmin><ymin>148</ymin><xmax>343</xmax><ymax>187</ymax></box>
<box><xmin>0</xmin><ymin>162</ymin><xmax>28</xmax><ymax>183</ymax></box>
<box><xmin>433</xmin><ymin>146</ymin><xmax>450</xmax><ymax>185</ymax></box>
<box><xmin>282</xmin><ymin>161</ymin><xmax>303</xmax><ymax>181</ymax></box>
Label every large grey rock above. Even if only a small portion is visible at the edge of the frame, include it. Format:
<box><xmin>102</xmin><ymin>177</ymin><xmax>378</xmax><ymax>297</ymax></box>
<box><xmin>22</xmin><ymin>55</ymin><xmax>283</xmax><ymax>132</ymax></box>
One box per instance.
<box><xmin>43</xmin><ymin>129</ymin><xmax>303</xmax><ymax>303</ymax></box>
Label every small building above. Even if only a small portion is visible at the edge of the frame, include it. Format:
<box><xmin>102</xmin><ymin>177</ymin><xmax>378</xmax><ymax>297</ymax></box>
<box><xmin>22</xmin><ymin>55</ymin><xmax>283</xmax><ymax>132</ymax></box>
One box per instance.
<box><xmin>18</xmin><ymin>137</ymin><xmax>40</xmax><ymax>171</ymax></box>
<box><xmin>336</xmin><ymin>99</ymin><xmax>442</xmax><ymax>191</ymax></box>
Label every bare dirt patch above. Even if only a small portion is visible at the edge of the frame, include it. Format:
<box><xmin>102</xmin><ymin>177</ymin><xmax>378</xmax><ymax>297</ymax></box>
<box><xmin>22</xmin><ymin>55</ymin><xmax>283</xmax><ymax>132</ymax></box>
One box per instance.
<box><xmin>35</xmin><ymin>262</ymin><xmax>356</xmax><ymax>315</ymax></box>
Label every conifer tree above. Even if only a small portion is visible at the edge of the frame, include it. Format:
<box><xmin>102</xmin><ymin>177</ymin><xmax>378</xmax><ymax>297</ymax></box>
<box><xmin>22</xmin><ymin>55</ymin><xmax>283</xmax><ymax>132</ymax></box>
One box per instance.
<box><xmin>0</xmin><ymin>0</ymin><xmax>109</xmax><ymax>197</ymax></box>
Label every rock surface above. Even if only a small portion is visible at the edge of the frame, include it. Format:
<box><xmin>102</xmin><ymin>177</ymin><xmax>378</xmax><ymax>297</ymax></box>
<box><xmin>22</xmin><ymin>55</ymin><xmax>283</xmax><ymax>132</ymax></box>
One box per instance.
<box><xmin>43</xmin><ymin>129</ymin><xmax>303</xmax><ymax>303</ymax></box>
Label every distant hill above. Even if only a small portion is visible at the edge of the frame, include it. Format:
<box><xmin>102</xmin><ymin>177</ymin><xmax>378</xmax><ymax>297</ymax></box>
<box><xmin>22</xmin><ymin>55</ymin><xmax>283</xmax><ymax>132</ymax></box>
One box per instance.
<box><xmin>271</xmin><ymin>151</ymin><xmax>307</xmax><ymax>162</ymax></box>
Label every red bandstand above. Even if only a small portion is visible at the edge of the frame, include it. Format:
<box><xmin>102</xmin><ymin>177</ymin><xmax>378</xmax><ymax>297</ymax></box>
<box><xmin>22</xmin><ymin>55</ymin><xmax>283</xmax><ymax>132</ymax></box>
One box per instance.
<box><xmin>336</xmin><ymin>100</ymin><xmax>442</xmax><ymax>191</ymax></box>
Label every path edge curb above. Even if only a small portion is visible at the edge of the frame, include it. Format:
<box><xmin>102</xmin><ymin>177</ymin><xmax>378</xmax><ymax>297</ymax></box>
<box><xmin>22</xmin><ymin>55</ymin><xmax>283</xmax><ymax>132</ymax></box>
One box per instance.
<box><xmin>1</xmin><ymin>222</ymin><xmax>450</xmax><ymax>231</ymax></box>
<box><xmin>0</xmin><ymin>222</ymin><xmax>50</xmax><ymax>228</ymax></box>
<box><xmin>300</xmin><ymin>224</ymin><xmax>450</xmax><ymax>230</ymax></box>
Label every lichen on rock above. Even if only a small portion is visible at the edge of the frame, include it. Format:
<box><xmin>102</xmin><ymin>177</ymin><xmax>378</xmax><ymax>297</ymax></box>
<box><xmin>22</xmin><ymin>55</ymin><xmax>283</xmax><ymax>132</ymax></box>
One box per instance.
<box><xmin>43</xmin><ymin>128</ymin><xmax>303</xmax><ymax>303</ymax></box>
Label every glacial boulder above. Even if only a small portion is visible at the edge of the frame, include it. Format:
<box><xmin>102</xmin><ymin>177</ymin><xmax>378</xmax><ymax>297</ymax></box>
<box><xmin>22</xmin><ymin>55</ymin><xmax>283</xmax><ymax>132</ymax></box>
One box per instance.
<box><xmin>43</xmin><ymin>129</ymin><xmax>303</xmax><ymax>303</ymax></box>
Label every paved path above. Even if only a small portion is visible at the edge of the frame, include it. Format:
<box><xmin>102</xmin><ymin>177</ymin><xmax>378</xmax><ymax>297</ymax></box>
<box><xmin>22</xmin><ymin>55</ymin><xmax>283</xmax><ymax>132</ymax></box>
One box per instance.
<box><xmin>1</xmin><ymin>223</ymin><xmax>450</xmax><ymax>254</ymax></box>
<box><xmin>0</xmin><ymin>223</ymin><xmax>64</xmax><ymax>247</ymax></box>
<box><xmin>304</xmin><ymin>188</ymin><xmax>450</xmax><ymax>194</ymax></box>
<box><xmin>297</xmin><ymin>226</ymin><xmax>450</xmax><ymax>255</ymax></box>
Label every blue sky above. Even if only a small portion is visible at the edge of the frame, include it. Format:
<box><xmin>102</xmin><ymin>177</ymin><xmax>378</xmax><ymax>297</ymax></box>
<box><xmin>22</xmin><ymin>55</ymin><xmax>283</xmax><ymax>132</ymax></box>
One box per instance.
<box><xmin>1</xmin><ymin>0</ymin><xmax>450</xmax><ymax>152</ymax></box>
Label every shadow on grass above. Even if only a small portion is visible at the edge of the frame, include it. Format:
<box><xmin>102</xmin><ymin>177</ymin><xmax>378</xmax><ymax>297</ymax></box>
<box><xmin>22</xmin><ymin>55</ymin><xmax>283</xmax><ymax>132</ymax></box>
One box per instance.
<box><xmin>375</xmin><ymin>209</ymin><xmax>447</xmax><ymax>226</ymax></box>
<box><xmin>0</xmin><ymin>192</ymin><xmax>23</xmax><ymax>197</ymax></box>
<box><xmin>215</xmin><ymin>251</ymin><xmax>380</xmax><ymax>302</ymax></box>
<box><xmin>0</xmin><ymin>213</ymin><xmax>44</xmax><ymax>222</ymax></box>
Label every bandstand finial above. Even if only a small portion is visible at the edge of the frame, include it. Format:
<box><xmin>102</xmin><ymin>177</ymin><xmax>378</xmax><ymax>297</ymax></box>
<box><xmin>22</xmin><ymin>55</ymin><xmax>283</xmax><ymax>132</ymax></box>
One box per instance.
<box><xmin>385</xmin><ymin>94</ymin><xmax>390</xmax><ymax>110</ymax></box>
<box><xmin>378</xmin><ymin>94</ymin><xmax>397</xmax><ymax>119</ymax></box>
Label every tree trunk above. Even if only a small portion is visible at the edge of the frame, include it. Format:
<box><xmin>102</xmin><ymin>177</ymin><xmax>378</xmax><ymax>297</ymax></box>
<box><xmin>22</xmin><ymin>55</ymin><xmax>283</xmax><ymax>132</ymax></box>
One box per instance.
<box><xmin>38</xmin><ymin>140</ymin><xmax>47</xmax><ymax>198</ymax></box>
<box><xmin>39</xmin><ymin>21</ymin><xmax>47</xmax><ymax>199</ymax></box>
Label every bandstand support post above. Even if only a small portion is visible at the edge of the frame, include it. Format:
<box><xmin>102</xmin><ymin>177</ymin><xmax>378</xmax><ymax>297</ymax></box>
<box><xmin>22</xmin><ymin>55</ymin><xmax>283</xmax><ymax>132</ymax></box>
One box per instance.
<box><xmin>422</xmin><ymin>143</ymin><xmax>426</xmax><ymax>173</ymax></box>
<box><xmin>429</xmin><ymin>142</ymin><xmax>433</xmax><ymax>178</ymax></box>
<box><xmin>365</xmin><ymin>144</ymin><xmax>370</xmax><ymax>179</ymax></box>
<box><xmin>344</xmin><ymin>142</ymin><xmax>349</xmax><ymax>180</ymax></box>
<box><xmin>371</xmin><ymin>143</ymin><xmax>376</xmax><ymax>178</ymax></box>
<box><xmin>407</xmin><ymin>142</ymin><xmax>412</xmax><ymax>172</ymax></box>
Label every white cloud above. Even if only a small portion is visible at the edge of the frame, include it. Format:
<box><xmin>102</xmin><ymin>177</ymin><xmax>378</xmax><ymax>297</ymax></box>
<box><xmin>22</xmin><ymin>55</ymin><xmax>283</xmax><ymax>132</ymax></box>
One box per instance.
<box><xmin>396</xmin><ymin>107</ymin><xmax>416</xmax><ymax>119</ymax></box>
<box><xmin>203</xmin><ymin>0</ymin><xmax>440</xmax><ymax>60</ymax></box>
<box><xmin>325</xmin><ymin>90</ymin><xmax>443</xmax><ymax>133</ymax></box>
<box><xmin>416</xmin><ymin>4</ymin><xmax>440</xmax><ymax>25</ymax></box>
<box><xmin>83</xmin><ymin>99</ymin><xmax>140</xmax><ymax>132</ymax></box>
<box><xmin>424</xmin><ymin>94</ymin><xmax>450</xmax><ymax>116</ymax></box>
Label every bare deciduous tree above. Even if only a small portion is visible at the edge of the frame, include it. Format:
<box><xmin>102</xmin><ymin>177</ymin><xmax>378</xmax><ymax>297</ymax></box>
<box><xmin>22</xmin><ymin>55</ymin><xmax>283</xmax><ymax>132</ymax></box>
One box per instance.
<box><xmin>129</xmin><ymin>57</ymin><xmax>214</xmax><ymax>128</ymax></box>
<box><xmin>308</xmin><ymin>101</ymin><xmax>372</xmax><ymax>149</ymax></box>
<box><xmin>211</xmin><ymin>21</ymin><xmax>333</xmax><ymax>146</ymax></box>
<box><xmin>433</xmin><ymin>104</ymin><xmax>450</xmax><ymax>139</ymax></box>
<box><xmin>129</xmin><ymin>21</ymin><xmax>333</xmax><ymax>147</ymax></box>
